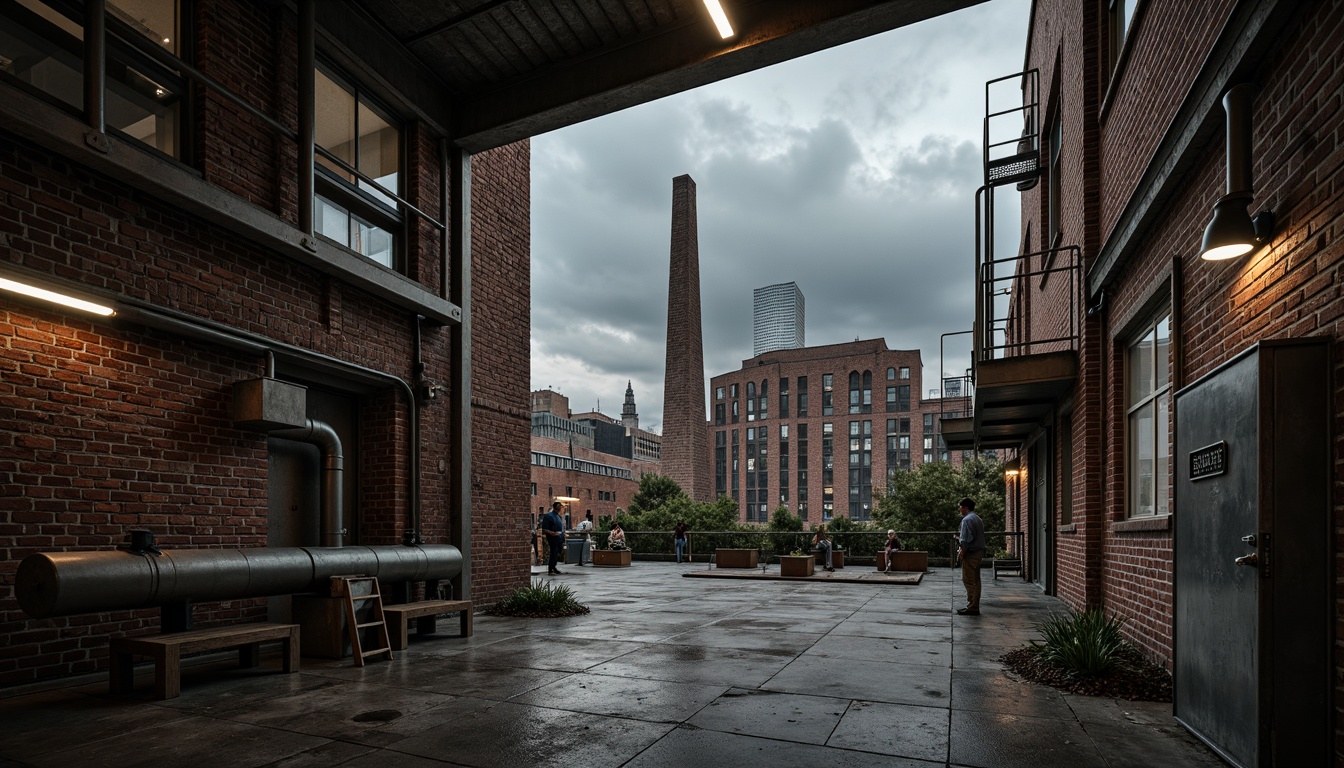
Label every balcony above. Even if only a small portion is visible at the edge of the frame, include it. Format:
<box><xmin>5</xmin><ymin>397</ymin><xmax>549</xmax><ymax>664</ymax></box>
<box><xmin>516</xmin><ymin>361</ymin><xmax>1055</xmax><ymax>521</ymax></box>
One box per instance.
<box><xmin>943</xmin><ymin>245</ymin><xmax>1081</xmax><ymax>451</ymax></box>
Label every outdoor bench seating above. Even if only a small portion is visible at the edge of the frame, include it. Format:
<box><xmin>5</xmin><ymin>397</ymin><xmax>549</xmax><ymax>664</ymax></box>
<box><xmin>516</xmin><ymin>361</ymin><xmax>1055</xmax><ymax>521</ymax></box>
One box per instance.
<box><xmin>109</xmin><ymin>622</ymin><xmax>299</xmax><ymax>700</ymax></box>
<box><xmin>382</xmin><ymin>599</ymin><xmax>473</xmax><ymax>650</ymax></box>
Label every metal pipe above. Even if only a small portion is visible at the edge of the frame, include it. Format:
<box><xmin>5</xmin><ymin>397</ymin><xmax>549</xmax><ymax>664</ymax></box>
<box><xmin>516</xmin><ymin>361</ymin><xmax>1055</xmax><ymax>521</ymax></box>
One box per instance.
<box><xmin>271</xmin><ymin>418</ymin><xmax>344</xmax><ymax>547</ymax></box>
<box><xmin>16</xmin><ymin>544</ymin><xmax>463</xmax><ymax>619</ymax></box>
<box><xmin>448</xmin><ymin>147</ymin><xmax>472</xmax><ymax>598</ymax></box>
<box><xmin>1222</xmin><ymin>83</ymin><xmax>1256</xmax><ymax>195</ymax></box>
<box><xmin>83</xmin><ymin>0</ymin><xmax>106</xmax><ymax>133</ymax></box>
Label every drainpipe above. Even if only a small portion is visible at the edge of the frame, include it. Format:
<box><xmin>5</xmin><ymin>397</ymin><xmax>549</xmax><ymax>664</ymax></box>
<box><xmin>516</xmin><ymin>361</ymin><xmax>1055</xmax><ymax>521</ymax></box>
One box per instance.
<box><xmin>113</xmin><ymin>301</ymin><xmax>420</xmax><ymax>544</ymax></box>
<box><xmin>271</xmin><ymin>418</ymin><xmax>345</xmax><ymax>547</ymax></box>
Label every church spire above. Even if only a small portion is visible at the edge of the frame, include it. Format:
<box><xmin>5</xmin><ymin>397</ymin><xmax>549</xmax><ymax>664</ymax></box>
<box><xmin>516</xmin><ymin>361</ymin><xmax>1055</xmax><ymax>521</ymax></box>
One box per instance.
<box><xmin>621</xmin><ymin>380</ymin><xmax>639</xmax><ymax>431</ymax></box>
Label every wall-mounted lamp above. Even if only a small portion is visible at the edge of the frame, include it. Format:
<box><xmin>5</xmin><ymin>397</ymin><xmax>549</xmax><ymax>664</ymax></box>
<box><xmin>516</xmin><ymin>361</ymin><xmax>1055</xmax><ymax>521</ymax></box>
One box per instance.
<box><xmin>702</xmin><ymin>0</ymin><xmax>734</xmax><ymax>38</ymax></box>
<box><xmin>1200</xmin><ymin>84</ymin><xmax>1274</xmax><ymax>261</ymax></box>
<box><xmin>1003</xmin><ymin>458</ymin><xmax>1020</xmax><ymax>478</ymax></box>
<box><xmin>0</xmin><ymin>274</ymin><xmax>116</xmax><ymax>316</ymax></box>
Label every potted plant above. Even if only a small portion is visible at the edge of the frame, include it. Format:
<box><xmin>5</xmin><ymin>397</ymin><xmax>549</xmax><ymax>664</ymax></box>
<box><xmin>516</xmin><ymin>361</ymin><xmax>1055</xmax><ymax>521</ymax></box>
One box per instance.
<box><xmin>780</xmin><ymin>549</ymin><xmax>815</xmax><ymax>577</ymax></box>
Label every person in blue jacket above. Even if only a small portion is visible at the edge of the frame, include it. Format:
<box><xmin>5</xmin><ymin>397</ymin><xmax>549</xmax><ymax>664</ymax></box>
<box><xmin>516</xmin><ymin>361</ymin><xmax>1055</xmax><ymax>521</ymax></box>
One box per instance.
<box><xmin>541</xmin><ymin>501</ymin><xmax>567</xmax><ymax>575</ymax></box>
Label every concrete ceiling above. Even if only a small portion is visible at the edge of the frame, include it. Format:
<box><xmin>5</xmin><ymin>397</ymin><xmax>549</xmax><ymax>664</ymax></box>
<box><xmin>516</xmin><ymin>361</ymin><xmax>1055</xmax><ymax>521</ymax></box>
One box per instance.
<box><xmin>358</xmin><ymin>0</ymin><xmax>989</xmax><ymax>150</ymax></box>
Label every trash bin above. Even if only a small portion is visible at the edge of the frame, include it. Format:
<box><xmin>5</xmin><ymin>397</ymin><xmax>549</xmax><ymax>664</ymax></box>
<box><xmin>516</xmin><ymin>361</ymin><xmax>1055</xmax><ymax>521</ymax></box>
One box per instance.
<box><xmin>566</xmin><ymin>538</ymin><xmax>590</xmax><ymax>565</ymax></box>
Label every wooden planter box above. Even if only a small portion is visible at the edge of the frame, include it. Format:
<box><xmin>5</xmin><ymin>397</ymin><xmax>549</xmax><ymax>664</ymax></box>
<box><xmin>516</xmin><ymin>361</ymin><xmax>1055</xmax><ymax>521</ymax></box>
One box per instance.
<box><xmin>877</xmin><ymin>551</ymin><xmax>929</xmax><ymax>572</ymax></box>
<box><xmin>779</xmin><ymin>555</ymin><xmax>815</xmax><ymax>577</ymax></box>
<box><xmin>815</xmin><ymin>550</ymin><xmax>845</xmax><ymax>569</ymax></box>
<box><xmin>592</xmin><ymin>549</ymin><xmax>632</xmax><ymax>567</ymax></box>
<box><xmin>715</xmin><ymin>548</ymin><xmax>758</xmax><ymax>568</ymax></box>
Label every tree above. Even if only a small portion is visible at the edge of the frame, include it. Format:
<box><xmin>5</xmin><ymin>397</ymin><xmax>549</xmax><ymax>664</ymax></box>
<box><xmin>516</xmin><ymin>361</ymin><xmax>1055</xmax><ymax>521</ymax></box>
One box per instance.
<box><xmin>767</xmin><ymin>507</ymin><xmax>804</xmax><ymax>531</ymax></box>
<box><xmin>626</xmin><ymin>474</ymin><xmax>685</xmax><ymax>516</ymax></box>
<box><xmin>876</xmin><ymin>457</ymin><xmax>1006</xmax><ymax>535</ymax></box>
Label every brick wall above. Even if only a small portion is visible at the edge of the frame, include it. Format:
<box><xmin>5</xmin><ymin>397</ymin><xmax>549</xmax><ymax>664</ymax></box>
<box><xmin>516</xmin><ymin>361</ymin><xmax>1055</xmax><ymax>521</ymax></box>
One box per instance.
<box><xmin>529</xmin><ymin>435</ymin><xmax>655</xmax><ymax>522</ymax></box>
<box><xmin>0</xmin><ymin>0</ymin><xmax>532</xmax><ymax>684</ymax></box>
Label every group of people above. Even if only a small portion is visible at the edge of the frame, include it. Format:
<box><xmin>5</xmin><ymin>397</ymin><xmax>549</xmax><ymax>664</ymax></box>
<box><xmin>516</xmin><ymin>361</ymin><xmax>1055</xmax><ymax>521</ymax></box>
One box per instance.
<box><xmin>533</xmin><ymin>503</ymin><xmax>627</xmax><ymax>574</ymax></box>
<box><xmin>531</xmin><ymin>496</ymin><xmax>987</xmax><ymax>619</ymax></box>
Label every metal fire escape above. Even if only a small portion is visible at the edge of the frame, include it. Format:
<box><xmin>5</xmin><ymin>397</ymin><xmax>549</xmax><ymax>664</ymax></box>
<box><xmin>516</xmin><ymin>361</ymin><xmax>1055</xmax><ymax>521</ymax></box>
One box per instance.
<box><xmin>942</xmin><ymin>70</ymin><xmax>1081</xmax><ymax>452</ymax></box>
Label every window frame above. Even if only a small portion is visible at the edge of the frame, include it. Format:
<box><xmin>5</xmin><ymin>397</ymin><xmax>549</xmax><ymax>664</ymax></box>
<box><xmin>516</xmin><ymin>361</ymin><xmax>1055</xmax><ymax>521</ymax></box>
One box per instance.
<box><xmin>1125</xmin><ymin>310</ymin><xmax>1172</xmax><ymax>519</ymax></box>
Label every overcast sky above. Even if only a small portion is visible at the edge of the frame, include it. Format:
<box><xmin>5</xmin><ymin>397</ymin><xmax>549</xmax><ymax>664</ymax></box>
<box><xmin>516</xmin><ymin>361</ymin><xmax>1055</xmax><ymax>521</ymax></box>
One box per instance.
<box><xmin>530</xmin><ymin>0</ymin><xmax>1031</xmax><ymax>434</ymax></box>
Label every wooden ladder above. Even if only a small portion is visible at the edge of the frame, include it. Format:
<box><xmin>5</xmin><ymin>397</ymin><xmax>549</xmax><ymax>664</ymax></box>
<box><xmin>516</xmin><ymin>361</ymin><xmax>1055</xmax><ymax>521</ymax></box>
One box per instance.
<box><xmin>337</xmin><ymin>576</ymin><xmax>394</xmax><ymax>666</ymax></box>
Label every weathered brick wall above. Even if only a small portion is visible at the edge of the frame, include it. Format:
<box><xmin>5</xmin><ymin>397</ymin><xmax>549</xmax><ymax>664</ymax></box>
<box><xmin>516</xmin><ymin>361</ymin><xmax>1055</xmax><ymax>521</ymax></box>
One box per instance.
<box><xmin>1098</xmin><ymin>0</ymin><xmax>1235</xmax><ymax>243</ymax></box>
<box><xmin>0</xmin><ymin>0</ymin><xmax>533</xmax><ymax>683</ymax></box>
<box><xmin>466</xmin><ymin>141</ymin><xmax>532</xmax><ymax>605</ymax></box>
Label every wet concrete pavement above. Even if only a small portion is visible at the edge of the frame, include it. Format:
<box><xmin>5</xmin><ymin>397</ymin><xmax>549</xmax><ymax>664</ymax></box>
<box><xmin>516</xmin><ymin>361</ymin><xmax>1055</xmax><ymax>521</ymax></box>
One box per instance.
<box><xmin>0</xmin><ymin>563</ymin><xmax>1223</xmax><ymax>767</ymax></box>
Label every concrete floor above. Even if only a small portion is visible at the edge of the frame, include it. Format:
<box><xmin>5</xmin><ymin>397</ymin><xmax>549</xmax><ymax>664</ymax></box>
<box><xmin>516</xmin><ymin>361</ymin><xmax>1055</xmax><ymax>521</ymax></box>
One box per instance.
<box><xmin>0</xmin><ymin>563</ymin><xmax>1223</xmax><ymax>768</ymax></box>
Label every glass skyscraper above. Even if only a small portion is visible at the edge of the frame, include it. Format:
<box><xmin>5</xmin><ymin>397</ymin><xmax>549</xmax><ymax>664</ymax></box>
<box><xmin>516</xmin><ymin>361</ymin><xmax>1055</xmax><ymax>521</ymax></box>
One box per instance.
<box><xmin>752</xmin><ymin>282</ymin><xmax>805</xmax><ymax>356</ymax></box>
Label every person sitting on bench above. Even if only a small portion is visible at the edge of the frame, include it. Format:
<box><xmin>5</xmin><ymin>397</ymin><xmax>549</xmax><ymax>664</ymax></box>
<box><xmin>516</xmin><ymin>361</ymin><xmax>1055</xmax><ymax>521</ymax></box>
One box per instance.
<box><xmin>882</xmin><ymin>529</ymin><xmax>903</xmax><ymax>572</ymax></box>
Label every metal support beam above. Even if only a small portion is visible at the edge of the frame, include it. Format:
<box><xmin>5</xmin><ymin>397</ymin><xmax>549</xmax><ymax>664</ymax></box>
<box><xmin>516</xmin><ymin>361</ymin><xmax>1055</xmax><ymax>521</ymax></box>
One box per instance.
<box><xmin>449</xmin><ymin>147</ymin><xmax>472</xmax><ymax>600</ymax></box>
<box><xmin>83</xmin><ymin>0</ymin><xmax>106</xmax><ymax>135</ymax></box>
<box><xmin>297</xmin><ymin>0</ymin><xmax>316</xmax><ymax>242</ymax></box>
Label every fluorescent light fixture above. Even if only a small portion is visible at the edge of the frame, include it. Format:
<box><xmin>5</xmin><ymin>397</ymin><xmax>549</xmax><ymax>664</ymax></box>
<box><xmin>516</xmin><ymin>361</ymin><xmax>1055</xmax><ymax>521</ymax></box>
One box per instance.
<box><xmin>702</xmin><ymin>0</ymin><xmax>734</xmax><ymax>38</ymax></box>
<box><xmin>0</xmin><ymin>276</ymin><xmax>116</xmax><ymax>316</ymax></box>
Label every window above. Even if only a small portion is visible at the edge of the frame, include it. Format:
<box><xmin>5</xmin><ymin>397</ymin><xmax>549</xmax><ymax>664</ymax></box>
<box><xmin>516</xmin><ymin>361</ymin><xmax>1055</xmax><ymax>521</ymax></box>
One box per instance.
<box><xmin>1108</xmin><ymin>0</ymin><xmax>1138</xmax><ymax>74</ymax></box>
<box><xmin>715</xmin><ymin>386</ymin><xmax>725</xmax><ymax>399</ymax></box>
<box><xmin>730</xmin><ymin>383</ymin><xmax>738</xmax><ymax>398</ymax></box>
<box><xmin>798</xmin><ymin>376</ymin><xmax>808</xmax><ymax>416</ymax></box>
<box><xmin>886</xmin><ymin>367</ymin><xmax>895</xmax><ymax>380</ymax></box>
<box><xmin>0</xmin><ymin>0</ymin><xmax>186</xmax><ymax>157</ymax></box>
<box><xmin>314</xmin><ymin>64</ymin><xmax>402</xmax><ymax>269</ymax></box>
<box><xmin>758</xmin><ymin>380</ymin><xmax>768</xmax><ymax>420</ymax></box>
<box><xmin>822</xmin><ymin>374</ymin><xmax>833</xmax><ymax>416</ymax></box>
<box><xmin>1048</xmin><ymin>112</ymin><xmax>1062</xmax><ymax>247</ymax></box>
<box><xmin>899</xmin><ymin>366</ymin><xmax>910</xmax><ymax>380</ymax></box>
<box><xmin>1127</xmin><ymin>312</ymin><xmax>1171</xmax><ymax>518</ymax></box>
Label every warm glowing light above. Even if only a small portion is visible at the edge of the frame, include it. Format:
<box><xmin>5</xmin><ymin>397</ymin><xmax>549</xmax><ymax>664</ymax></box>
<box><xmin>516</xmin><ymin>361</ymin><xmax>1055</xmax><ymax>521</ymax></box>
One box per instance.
<box><xmin>702</xmin><ymin>0</ymin><xmax>734</xmax><ymax>38</ymax></box>
<box><xmin>1199</xmin><ymin>242</ymin><xmax>1254</xmax><ymax>261</ymax></box>
<box><xmin>1004</xmin><ymin>468</ymin><xmax>1020</xmax><ymax>477</ymax></box>
<box><xmin>0</xmin><ymin>276</ymin><xmax>116</xmax><ymax>316</ymax></box>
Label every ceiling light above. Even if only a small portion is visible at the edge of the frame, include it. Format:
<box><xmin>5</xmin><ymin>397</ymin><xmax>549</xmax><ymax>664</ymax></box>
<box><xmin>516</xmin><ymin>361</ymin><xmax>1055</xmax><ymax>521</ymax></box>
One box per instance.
<box><xmin>0</xmin><ymin>276</ymin><xmax>116</xmax><ymax>316</ymax></box>
<box><xmin>702</xmin><ymin>0</ymin><xmax>734</xmax><ymax>39</ymax></box>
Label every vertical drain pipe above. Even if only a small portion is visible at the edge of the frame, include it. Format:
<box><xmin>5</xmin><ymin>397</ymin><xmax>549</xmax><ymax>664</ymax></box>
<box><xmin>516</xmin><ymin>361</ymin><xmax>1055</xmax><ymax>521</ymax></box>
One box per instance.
<box><xmin>271</xmin><ymin>418</ymin><xmax>344</xmax><ymax>547</ymax></box>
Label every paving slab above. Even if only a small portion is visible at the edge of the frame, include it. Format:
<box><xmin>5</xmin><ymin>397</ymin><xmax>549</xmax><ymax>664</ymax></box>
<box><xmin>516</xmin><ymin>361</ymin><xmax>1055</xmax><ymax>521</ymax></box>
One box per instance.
<box><xmin>827</xmin><ymin>699</ymin><xmax>951</xmax><ymax>762</ymax></box>
<box><xmin>622</xmin><ymin>725</ymin><xmax>943</xmax><ymax>768</ymax></box>
<box><xmin>949</xmin><ymin>709</ymin><xmax>1110</xmax><ymax>768</ymax></box>
<box><xmin>764</xmin><ymin>654</ymin><xmax>952</xmax><ymax>707</ymax></box>
<box><xmin>685</xmin><ymin>688</ymin><xmax>850</xmax><ymax>744</ymax></box>
<box><xmin>510</xmin><ymin>672</ymin><xmax>725</xmax><ymax>722</ymax></box>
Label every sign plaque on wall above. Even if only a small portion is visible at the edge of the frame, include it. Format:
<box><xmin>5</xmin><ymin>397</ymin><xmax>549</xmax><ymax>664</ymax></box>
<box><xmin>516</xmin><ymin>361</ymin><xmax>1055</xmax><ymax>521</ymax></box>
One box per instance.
<box><xmin>1189</xmin><ymin>441</ymin><xmax>1227</xmax><ymax>481</ymax></box>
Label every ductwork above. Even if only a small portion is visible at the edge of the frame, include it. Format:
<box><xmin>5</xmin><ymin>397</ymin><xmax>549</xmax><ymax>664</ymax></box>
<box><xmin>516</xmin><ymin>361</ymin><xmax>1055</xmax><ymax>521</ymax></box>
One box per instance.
<box><xmin>15</xmin><ymin>544</ymin><xmax>462</xmax><ymax>619</ymax></box>
<box><xmin>270</xmin><ymin>418</ymin><xmax>345</xmax><ymax>547</ymax></box>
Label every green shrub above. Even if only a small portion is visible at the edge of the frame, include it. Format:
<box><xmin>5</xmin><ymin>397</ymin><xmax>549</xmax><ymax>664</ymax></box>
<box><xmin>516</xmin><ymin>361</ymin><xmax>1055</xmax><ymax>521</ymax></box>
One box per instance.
<box><xmin>1032</xmin><ymin>608</ymin><xmax>1127</xmax><ymax>678</ymax></box>
<box><xmin>490</xmin><ymin>580</ymin><xmax>590</xmax><ymax>617</ymax></box>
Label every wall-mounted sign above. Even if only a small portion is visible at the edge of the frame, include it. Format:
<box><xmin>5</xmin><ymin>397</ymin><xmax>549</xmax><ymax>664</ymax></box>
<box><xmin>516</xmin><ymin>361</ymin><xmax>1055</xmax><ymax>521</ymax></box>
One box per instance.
<box><xmin>1190</xmin><ymin>441</ymin><xmax>1227</xmax><ymax>481</ymax></box>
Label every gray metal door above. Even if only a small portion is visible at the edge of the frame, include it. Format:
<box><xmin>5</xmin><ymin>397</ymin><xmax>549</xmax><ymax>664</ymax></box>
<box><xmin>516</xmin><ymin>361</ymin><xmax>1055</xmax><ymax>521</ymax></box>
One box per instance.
<box><xmin>1174</xmin><ymin>351</ymin><xmax>1258</xmax><ymax>767</ymax></box>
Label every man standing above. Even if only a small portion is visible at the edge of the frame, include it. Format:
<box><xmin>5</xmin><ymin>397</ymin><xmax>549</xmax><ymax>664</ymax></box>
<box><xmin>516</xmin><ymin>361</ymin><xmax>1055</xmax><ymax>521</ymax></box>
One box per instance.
<box><xmin>541</xmin><ymin>501</ymin><xmax>567</xmax><ymax>575</ymax></box>
<box><xmin>956</xmin><ymin>497</ymin><xmax>985</xmax><ymax>615</ymax></box>
<box><xmin>673</xmin><ymin>520</ymin><xmax>689</xmax><ymax>564</ymax></box>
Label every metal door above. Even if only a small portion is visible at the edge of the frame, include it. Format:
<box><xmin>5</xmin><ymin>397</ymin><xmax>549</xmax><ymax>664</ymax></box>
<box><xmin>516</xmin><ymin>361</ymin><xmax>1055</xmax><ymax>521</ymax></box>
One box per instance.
<box><xmin>1029</xmin><ymin>435</ymin><xmax>1051</xmax><ymax>592</ymax></box>
<box><xmin>1174</xmin><ymin>351</ymin><xmax>1258</xmax><ymax>767</ymax></box>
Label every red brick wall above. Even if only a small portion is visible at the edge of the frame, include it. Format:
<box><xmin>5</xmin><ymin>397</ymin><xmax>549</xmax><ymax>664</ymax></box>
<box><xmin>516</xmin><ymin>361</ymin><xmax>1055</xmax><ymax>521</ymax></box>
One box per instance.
<box><xmin>466</xmin><ymin>141</ymin><xmax>532</xmax><ymax>604</ymax></box>
<box><xmin>0</xmin><ymin>0</ymin><xmax>532</xmax><ymax>684</ymax></box>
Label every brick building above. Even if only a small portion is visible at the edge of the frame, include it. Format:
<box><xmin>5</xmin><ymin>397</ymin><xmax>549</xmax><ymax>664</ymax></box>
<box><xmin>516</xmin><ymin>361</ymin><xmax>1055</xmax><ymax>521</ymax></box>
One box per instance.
<box><xmin>707</xmin><ymin>339</ymin><xmax>975</xmax><ymax>525</ymax></box>
<box><xmin>0</xmin><ymin>0</ymin><xmax>976</xmax><ymax>688</ymax></box>
<box><xmin>945</xmin><ymin>0</ymin><xmax>1342</xmax><ymax>762</ymax></box>
<box><xmin>529</xmin><ymin>388</ymin><xmax>660</xmax><ymax>524</ymax></box>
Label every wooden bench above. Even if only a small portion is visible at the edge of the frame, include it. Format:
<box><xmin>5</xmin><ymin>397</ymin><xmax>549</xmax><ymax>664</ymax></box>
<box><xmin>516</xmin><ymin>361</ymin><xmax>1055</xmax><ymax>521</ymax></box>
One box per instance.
<box><xmin>382</xmin><ymin>599</ymin><xmax>472</xmax><ymax>651</ymax></box>
<box><xmin>815</xmin><ymin>550</ymin><xmax>845</xmax><ymax>569</ymax></box>
<box><xmin>109</xmin><ymin>623</ymin><xmax>299</xmax><ymax>700</ymax></box>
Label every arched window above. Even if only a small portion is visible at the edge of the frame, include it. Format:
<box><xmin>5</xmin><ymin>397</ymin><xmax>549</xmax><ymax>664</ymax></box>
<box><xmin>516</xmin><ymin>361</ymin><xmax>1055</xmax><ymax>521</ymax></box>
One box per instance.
<box><xmin>849</xmin><ymin>372</ymin><xmax>861</xmax><ymax>414</ymax></box>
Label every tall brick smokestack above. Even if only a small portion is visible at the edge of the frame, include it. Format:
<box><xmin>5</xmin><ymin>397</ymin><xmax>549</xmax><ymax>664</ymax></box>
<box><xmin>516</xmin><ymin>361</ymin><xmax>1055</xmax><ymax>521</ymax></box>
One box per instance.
<box><xmin>662</xmin><ymin>175</ymin><xmax>712</xmax><ymax>502</ymax></box>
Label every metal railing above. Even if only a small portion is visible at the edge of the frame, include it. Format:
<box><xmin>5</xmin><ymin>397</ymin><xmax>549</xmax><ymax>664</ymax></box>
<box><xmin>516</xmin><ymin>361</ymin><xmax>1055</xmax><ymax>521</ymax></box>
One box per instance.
<box><xmin>979</xmin><ymin>244</ymin><xmax>1081</xmax><ymax>361</ymax></box>
<box><xmin>566</xmin><ymin>530</ymin><xmax>1024</xmax><ymax>569</ymax></box>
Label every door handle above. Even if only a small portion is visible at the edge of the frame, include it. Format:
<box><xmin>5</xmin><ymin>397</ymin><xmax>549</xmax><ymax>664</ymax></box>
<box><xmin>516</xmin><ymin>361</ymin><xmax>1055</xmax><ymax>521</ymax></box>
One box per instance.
<box><xmin>1235</xmin><ymin>552</ymin><xmax>1258</xmax><ymax>567</ymax></box>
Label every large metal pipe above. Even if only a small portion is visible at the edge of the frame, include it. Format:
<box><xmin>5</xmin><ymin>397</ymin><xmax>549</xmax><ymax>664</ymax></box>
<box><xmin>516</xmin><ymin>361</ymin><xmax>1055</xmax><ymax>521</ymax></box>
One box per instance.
<box><xmin>271</xmin><ymin>418</ymin><xmax>344</xmax><ymax>547</ymax></box>
<box><xmin>15</xmin><ymin>544</ymin><xmax>462</xmax><ymax>619</ymax></box>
